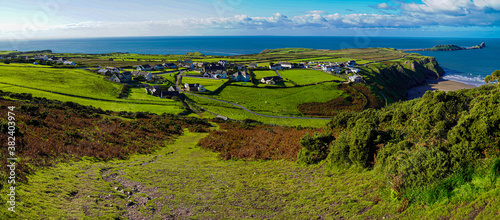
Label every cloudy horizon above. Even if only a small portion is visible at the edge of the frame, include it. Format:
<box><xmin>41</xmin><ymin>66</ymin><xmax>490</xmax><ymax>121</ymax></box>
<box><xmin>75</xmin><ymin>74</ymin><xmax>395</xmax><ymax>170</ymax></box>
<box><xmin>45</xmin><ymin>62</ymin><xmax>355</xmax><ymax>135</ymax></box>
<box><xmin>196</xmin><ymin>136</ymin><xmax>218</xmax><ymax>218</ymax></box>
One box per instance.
<box><xmin>1</xmin><ymin>0</ymin><xmax>499</xmax><ymax>40</ymax></box>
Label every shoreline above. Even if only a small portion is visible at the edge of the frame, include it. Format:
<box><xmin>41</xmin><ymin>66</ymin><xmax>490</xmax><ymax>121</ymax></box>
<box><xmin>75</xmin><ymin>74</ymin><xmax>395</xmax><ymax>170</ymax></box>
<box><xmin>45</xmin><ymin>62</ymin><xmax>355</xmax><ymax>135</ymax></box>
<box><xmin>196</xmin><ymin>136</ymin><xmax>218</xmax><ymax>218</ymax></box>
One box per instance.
<box><xmin>407</xmin><ymin>78</ymin><xmax>477</xmax><ymax>100</ymax></box>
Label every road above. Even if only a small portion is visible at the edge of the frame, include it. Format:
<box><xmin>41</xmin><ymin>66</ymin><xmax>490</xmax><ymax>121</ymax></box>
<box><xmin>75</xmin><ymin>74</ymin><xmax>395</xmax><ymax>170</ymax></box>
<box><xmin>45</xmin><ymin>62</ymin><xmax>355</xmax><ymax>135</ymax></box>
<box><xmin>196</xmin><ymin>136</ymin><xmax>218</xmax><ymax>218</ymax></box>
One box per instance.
<box><xmin>184</xmin><ymin>92</ymin><xmax>332</xmax><ymax>120</ymax></box>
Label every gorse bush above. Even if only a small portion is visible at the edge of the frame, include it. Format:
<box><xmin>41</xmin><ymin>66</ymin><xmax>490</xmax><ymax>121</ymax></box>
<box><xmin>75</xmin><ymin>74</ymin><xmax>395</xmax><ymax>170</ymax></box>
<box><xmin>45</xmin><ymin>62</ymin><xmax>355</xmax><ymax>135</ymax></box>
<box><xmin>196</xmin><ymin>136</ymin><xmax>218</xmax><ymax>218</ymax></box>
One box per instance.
<box><xmin>305</xmin><ymin>84</ymin><xmax>500</xmax><ymax>204</ymax></box>
<box><xmin>328</xmin><ymin>118</ymin><xmax>384</xmax><ymax>168</ymax></box>
<box><xmin>297</xmin><ymin>132</ymin><xmax>335</xmax><ymax>165</ymax></box>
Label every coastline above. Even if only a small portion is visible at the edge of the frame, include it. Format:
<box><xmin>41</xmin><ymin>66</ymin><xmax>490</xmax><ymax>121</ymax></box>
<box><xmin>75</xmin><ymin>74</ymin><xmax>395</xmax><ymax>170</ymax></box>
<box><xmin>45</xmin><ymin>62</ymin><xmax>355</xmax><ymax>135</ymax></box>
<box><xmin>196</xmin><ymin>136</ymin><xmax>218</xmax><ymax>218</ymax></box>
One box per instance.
<box><xmin>407</xmin><ymin>78</ymin><xmax>477</xmax><ymax>100</ymax></box>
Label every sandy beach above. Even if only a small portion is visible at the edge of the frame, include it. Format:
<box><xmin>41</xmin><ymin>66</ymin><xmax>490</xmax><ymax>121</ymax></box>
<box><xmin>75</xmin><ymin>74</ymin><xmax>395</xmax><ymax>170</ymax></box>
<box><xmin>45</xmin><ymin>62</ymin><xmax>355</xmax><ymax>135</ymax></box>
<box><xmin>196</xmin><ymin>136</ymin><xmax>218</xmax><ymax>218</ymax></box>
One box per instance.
<box><xmin>407</xmin><ymin>78</ymin><xmax>477</xmax><ymax>99</ymax></box>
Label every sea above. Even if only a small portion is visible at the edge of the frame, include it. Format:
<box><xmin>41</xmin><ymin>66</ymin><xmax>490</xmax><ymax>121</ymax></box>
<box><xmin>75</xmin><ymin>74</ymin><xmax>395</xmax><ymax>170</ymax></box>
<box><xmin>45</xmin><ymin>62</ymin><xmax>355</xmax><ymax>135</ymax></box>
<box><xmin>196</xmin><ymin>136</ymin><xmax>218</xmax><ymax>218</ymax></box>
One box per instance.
<box><xmin>1</xmin><ymin>36</ymin><xmax>499</xmax><ymax>86</ymax></box>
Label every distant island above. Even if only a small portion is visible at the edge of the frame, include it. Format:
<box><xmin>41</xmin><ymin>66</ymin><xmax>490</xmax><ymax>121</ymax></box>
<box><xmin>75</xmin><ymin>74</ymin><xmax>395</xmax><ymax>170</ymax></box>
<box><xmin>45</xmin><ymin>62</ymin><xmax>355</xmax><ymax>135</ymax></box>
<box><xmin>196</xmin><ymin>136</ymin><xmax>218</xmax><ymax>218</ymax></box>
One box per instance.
<box><xmin>401</xmin><ymin>42</ymin><xmax>485</xmax><ymax>51</ymax></box>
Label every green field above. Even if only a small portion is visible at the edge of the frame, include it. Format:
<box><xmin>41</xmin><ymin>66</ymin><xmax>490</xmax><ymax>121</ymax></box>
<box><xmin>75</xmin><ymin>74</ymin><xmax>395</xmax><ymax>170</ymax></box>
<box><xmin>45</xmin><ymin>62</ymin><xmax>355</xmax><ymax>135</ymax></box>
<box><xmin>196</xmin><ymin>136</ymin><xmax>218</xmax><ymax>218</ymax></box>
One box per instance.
<box><xmin>196</xmin><ymin>82</ymin><xmax>345</xmax><ymax>117</ymax></box>
<box><xmin>186</xmin><ymin>94</ymin><xmax>331</xmax><ymax>127</ymax></box>
<box><xmin>279</xmin><ymin>69</ymin><xmax>345</xmax><ymax>85</ymax></box>
<box><xmin>181</xmin><ymin>77</ymin><xmax>227</xmax><ymax>92</ymax></box>
<box><xmin>253</xmin><ymin>70</ymin><xmax>278</xmax><ymax>80</ymax></box>
<box><xmin>0</xmin><ymin>64</ymin><xmax>184</xmax><ymax>114</ymax></box>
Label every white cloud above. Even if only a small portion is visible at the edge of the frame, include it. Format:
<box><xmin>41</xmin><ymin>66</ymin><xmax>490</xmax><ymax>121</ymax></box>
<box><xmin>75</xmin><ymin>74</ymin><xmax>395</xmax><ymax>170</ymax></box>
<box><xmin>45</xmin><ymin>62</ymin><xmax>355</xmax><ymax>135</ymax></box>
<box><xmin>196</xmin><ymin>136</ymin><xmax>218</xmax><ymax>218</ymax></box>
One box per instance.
<box><xmin>374</xmin><ymin>3</ymin><xmax>395</xmax><ymax>10</ymax></box>
<box><xmin>2</xmin><ymin>1</ymin><xmax>499</xmax><ymax>40</ymax></box>
<box><xmin>401</xmin><ymin>0</ymin><xmax>500</xmax><ymax>14</ymax></box>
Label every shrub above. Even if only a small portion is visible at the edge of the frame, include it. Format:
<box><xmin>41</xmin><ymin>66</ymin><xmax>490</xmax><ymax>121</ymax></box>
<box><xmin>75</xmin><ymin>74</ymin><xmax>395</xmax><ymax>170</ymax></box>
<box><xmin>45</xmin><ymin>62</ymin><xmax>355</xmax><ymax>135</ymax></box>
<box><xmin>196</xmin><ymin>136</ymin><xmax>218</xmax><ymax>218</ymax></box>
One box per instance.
<box><xmin>297</xmin><ymin>132</ymin><xmax>335</xmax><ymax>165</ymax></box>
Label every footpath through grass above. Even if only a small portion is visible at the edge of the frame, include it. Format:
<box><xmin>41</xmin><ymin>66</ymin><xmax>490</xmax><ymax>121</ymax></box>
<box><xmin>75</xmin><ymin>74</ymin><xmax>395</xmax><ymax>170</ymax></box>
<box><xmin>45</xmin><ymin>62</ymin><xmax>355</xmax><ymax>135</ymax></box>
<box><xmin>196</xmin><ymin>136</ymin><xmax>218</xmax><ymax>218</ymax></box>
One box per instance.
<box><xmin>0</xmin><ymin>130</ymin><xmax>395</xmax><ymax>219</ymax></box>
<box><xmin>2</xmin><ymin>129</ymin><xmax>497</xmax><ymax>219</ymax></box>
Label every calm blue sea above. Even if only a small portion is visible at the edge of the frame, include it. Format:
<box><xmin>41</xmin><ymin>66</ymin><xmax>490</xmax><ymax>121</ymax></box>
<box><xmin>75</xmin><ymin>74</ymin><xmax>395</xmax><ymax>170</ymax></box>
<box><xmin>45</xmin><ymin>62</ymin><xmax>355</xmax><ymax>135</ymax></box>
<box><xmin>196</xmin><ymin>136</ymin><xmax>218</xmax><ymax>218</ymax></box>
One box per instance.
<box><xmin>1</xmin><ymin>36</ymin><xmax>499</xmax><ymax>86</ymax></box>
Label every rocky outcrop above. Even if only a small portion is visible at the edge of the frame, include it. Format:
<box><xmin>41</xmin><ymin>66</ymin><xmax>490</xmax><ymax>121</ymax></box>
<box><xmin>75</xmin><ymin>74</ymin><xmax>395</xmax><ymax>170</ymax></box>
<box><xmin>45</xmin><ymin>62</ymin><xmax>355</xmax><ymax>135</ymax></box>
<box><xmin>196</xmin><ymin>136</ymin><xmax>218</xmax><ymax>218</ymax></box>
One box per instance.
<box><xmin>362</xmin><ymin>57</ymin><xmax>444</xmax><ymax>102</ymax></box>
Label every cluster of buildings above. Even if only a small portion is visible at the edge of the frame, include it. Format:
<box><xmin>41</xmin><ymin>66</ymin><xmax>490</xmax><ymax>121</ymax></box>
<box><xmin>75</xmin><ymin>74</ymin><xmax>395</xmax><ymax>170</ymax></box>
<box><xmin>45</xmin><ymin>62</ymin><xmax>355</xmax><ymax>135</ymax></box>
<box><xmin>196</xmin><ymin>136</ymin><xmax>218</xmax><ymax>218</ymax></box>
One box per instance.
<box><xmin>136</xmin><ymin>63</ymin><xmax>177</xmax><ymax>71</ymax></box>
<box><xmin>97</xmin><ymin>67</ymin><xmax>154</xmax><ymax>84</ymax></box>
<box><xmin>184</xmin><ymin>83</ymin><xmax>206</xmax><ymax>92</ymax></box>
<box><xmin>269</xmin><ymin>62</ymin><xmax>308</xmax><ymax>70</ymax></box>
<box><xmin>0</xmin><ymin>54</ymin><xmax>76</xmax><ymax>65</ymax></box>
<box><xmin>145</xmin><ymin>86</ymin><xmax>179</xmax><ymax>98</ymax></box>
<box><xmin>316</xmin><ymin>60</ymin><xmax>359</xmax><ymax>74</ymax></box>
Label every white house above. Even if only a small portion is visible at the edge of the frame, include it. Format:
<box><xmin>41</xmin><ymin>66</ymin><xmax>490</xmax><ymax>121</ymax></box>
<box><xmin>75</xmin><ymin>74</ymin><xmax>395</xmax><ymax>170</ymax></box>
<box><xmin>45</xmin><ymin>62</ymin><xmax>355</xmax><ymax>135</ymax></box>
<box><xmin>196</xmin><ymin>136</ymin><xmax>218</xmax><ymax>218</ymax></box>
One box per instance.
<box><xmin>278</xmin><ymin>62</ymin><xmax>293</xmax><ymax>69</ymax></box>
<box><xmin>348</xmin><ymin>74</ymin><xmax>363</xmax><ymax>83</ymax></box>
<box><xmin>63</xmin><ymin>61</ymin><xmax>76</xmax><ymax>66</ymax></box>
<box><xmin>137</xmin><ymin>64</ymin><xmax>152</xmax><ymax>71</ymax></box>
<box><xmin>34</xmin><ymin>55</ymin><xmax>49</xmax><ymax>61</ymax></box>
<box><xmin>249</xmin><ymin>63</ymin><xmax>258</xmax><ymax>68</ymax></box>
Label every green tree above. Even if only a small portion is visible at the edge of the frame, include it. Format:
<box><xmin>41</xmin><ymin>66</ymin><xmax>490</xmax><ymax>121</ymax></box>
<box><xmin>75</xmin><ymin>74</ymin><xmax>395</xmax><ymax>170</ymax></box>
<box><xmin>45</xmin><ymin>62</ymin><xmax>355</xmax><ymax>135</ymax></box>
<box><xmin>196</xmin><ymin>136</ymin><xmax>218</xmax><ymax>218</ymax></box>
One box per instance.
<box><xmin>484</xmin><ymin>70</ymin><xmax>500</xmax><ymax>85</ymax></box>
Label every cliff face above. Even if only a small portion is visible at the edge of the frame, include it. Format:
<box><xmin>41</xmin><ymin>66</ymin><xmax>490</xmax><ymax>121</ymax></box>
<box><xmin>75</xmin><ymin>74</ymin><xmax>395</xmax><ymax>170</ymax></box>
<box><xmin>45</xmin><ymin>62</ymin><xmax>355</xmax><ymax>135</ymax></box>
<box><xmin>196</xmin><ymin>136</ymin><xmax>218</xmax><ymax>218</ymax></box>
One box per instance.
<box><xmin>361</xmin><ymin>57</ymin><xmax>444</xmax><ymax>103</ymax></box>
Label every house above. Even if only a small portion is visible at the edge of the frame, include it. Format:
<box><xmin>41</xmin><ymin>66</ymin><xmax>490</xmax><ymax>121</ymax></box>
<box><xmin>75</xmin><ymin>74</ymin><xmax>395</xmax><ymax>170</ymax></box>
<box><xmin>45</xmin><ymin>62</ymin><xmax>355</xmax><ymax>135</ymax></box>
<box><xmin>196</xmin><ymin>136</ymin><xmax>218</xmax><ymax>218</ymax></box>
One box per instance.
<box><xmin>203</xmin><ymin>63</ymin><xmax>227</xmax><ymax>79</ymax></box>
<box><xmin>184</xmin><ymin>83</ymin><xmax>206</xmax><ymax>92</ymax></box>
<box><xmin>348</xmin><ymin>74</ymin><xmax>363</xmax><ymax>83</ymax></box>
<box><xmin>105</xmin><ymin>67</ymin><xmax>121</xmax><ymax>74</ymax></box>
<box><xmin>34</xmin><ymin>55</ymin><xmax>49</xmax><ymax>61</ymax></box>
<box><xmin>98</xmin><ymin>69</ymin><xmax>111</xmax><ymax>75</ymax></box>
<box><xmin>121</xmin><ymin>72</ymin><xmax>133</xmax><ymax>82</ymax></box>
<box><xmin>63</xmin><ymin>61</ymin><xmax>76</xmax><ymax>66</ymax></box>
<box><xmin>33</xmin><ymin>62</ymin><xmax>38</xmax><ymax>65</ymax></box>
<box><xmin>249</xmin><ymin>63</ymin><xmax>258</xmax><ymax>69</ymax></box>
<box><xmin>236</xmin><ymin>64</ymin><xmax>246</xmax><ymax>70</ymax></box>
<box><xmin>197</xmin><ymin>62</ymin><xmax>206</xmax><ymax>68</ymax></box>
<box><xmin>269</xmin><ymin>64</ymin><xmax>282</xmax><ymax>70</ymax></box>
<box><xmin>163</xmin><ymin>63</ymin><xmax>177</xmax><ymax>69</ymax></box>
<box><xmin>48</xmin><ymin>56</ymin><xmax>59</xmax><ymax>61</ymax></box>
<box><xmin>260</xmin><ymin>76</ymin><xmax>283</xmax><ymax>85</ymax></box>
<box><xmin>182</xmin><ymin>63</ymin><xmax>194</xmax><ymax>69</ymax></box>
<box><xmin>218</xmin><ymin>60</ymin><xmax>227</xmax><ymax>66</ymax></box>
<box><xmin>110</xmin><ymin>74</ymin><xmax>122</xmax><ymax>83</ymax></box>
<box><xmin>168</xmin><ymin>86</ymin><xmax>176</xmax><ymax>92</ymax></box>
<box><xmin>137</xmin><ymin>64</ymin><xmax>152</xmax><ymax>71</ymax></box>
<box><xmin>154</xmin><ymin>64</ymin><xmax>164</xmax><ymax>70</ymax></box>
<box><xmin>278</xmin><ymin>62</ymin><xmax>293</xmax><ymax>69</ymax></box>
<box><xmin>347</xmin><ymin>60</ymin><xmax>356</xmax><ymax>66</ymax></box>
<box><xmin>184</xmin><ymin>59</ymin><xmax>193</xmax><ymax>64</ymax></box>
<box><xmin>348</xmin><ymin>67</ymin><xmax>360</xmax><ymax>74</ymax></box>
<box><xmin>145</xmin><ymin>86</ymin><xmax>162</xmax><ymax>96</ymax></box>
<box><xmin>297</xmin><ymin>63</ymin><xmax>309</xmax><ymax>68</ymax></box>
<box><xmin>233</xmin><ymin>71</ymin><xmax>251</xmax><ymax>82</ymax></box>
<box><xmin>137</xmin><ymin>71</ymin><xmax>153</xmax><ymax>81</ymax></box>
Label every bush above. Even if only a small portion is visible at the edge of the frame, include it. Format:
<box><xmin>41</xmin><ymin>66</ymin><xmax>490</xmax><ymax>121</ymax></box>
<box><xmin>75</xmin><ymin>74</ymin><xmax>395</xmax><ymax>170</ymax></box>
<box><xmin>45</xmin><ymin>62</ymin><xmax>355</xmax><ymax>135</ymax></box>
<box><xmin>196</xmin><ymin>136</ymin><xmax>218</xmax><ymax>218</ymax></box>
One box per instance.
<box><xmin>328</xmin><ymin>118</ymin><xmax>380</xmax><ymax>168</ymax></box>
<box><xmin>297</xmin><ymin>132</ymin><xmax>335</xmax><ymax>165</ymax></box>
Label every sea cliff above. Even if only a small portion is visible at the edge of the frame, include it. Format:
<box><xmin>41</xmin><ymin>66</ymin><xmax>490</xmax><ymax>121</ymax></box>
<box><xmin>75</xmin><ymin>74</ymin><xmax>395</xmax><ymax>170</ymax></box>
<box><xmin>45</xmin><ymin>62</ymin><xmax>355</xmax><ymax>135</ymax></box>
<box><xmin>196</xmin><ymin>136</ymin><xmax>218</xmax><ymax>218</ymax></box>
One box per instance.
<box><xmin>360</xmin><ymin>56</ymin><xmax>444</xmax><ymax>103</ymax></box>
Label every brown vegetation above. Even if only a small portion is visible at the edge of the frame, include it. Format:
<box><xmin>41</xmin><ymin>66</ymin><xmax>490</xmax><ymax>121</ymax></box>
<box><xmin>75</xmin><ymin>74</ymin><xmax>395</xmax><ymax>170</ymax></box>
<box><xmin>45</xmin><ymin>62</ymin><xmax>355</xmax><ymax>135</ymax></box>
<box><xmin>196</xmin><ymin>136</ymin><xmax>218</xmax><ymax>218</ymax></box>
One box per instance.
<box><xmin>197</xmin><ymin>121</ymin><xmax>321</xmax><ymax>161</ymax></box>
<box><xmin>0</xmin><ymin>92</ymin><xmax>211</xmax><ymax>184</ymax></box>
<box><xmin>351</xmin><ymin>83</ymin><xmax>384</xmax><ymax>109</ymax></box>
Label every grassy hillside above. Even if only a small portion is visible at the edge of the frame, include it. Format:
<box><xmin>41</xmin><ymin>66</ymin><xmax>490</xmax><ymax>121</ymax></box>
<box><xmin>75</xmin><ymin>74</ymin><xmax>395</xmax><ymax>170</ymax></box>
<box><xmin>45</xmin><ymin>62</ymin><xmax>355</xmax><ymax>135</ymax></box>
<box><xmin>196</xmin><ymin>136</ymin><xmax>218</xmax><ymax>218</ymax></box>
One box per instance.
<box><xmin>4</xmin><ymin>86</ymin><xmax>500</xmax><ymax>218</ymax></box>
<box><xmin>199</xmin><ymin>82</ymin><xmax>346</xmax><ymax>117</ymax></box>
<box><xmin>0</xmin><ymin>63</ymin><xmax>185</xmax><ymax>114</ymax></box>
<box><xmin>278</xmin><ymin>69</ymin><xmax>345</xmax><ymax>85</ymax></box>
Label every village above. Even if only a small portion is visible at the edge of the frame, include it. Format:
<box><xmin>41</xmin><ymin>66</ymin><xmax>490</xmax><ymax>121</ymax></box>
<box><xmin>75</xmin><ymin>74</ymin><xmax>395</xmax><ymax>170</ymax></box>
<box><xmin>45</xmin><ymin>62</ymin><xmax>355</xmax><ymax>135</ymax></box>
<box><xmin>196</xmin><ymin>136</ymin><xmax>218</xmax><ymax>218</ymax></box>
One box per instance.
<box><xmin>0</xmin><ymin>53</ymin><xmax>364</xmax><ymax>100</ymax></box>
<box><xmin>89</xmin><ymin>58</ymin><xmax>364</xmax><ymax>99</ymax></box>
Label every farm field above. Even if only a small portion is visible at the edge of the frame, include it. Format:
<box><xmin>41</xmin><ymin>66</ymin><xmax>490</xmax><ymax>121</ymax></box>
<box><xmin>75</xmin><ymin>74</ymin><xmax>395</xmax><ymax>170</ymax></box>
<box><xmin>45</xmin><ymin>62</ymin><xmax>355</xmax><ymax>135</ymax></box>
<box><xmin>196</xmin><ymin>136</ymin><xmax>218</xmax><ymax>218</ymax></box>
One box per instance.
<box><xmin>0</xmin><ymin>64</ymin><xmax>184</xmax><ymax>114</ymax></box>
<box><xmin>253</xmin><ymin>70</ymin><xmax>278</xmax><ymax>80</ymax></box>
<box><xmin>0</xmin><ymin>84</ymin><xmax>184</xmax><ymax>114</ymax></box>
<box><xmin>279</xmin><ymin>69</ymin><xmax>345</xmax><ymax>85</ymax></box>
<box><xmin>181</xmin><ymin>77</ymin><xmax>227</xmax><ymax>92</ymax></box>
<box><xmin>159</xmin><ymin>72</ymin><xmax>179</xmax><ymax>84</ymax></box>
<box><xmin>185</xmin><ymin>94</ymin><xmax>331</xmax><ymax>127</ymax></box>
<box><xmin>196</xmin><ymin>82</ymin><xmax>346</xmax><ymax>117</ymax></box>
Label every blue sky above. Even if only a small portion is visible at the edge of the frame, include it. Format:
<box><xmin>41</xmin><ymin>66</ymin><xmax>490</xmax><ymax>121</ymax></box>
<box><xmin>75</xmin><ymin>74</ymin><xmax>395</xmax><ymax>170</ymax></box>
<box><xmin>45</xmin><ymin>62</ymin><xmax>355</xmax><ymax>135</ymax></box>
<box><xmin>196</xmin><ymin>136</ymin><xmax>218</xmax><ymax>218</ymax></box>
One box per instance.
<box><xmin>0</xmin><ymin>0</ymin><xmax>499</xmax><ymax>39</ymax></box>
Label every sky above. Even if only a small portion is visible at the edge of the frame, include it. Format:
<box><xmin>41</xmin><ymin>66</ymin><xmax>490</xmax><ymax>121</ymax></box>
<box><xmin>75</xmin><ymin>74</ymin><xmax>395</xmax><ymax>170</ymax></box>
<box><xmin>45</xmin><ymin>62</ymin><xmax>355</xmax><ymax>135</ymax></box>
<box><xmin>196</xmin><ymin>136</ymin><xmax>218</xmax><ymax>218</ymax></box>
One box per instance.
<box><xmin>0</xmin><ymin>0</ymin><xmax>499</xmax><ymax>40</ymax></box>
